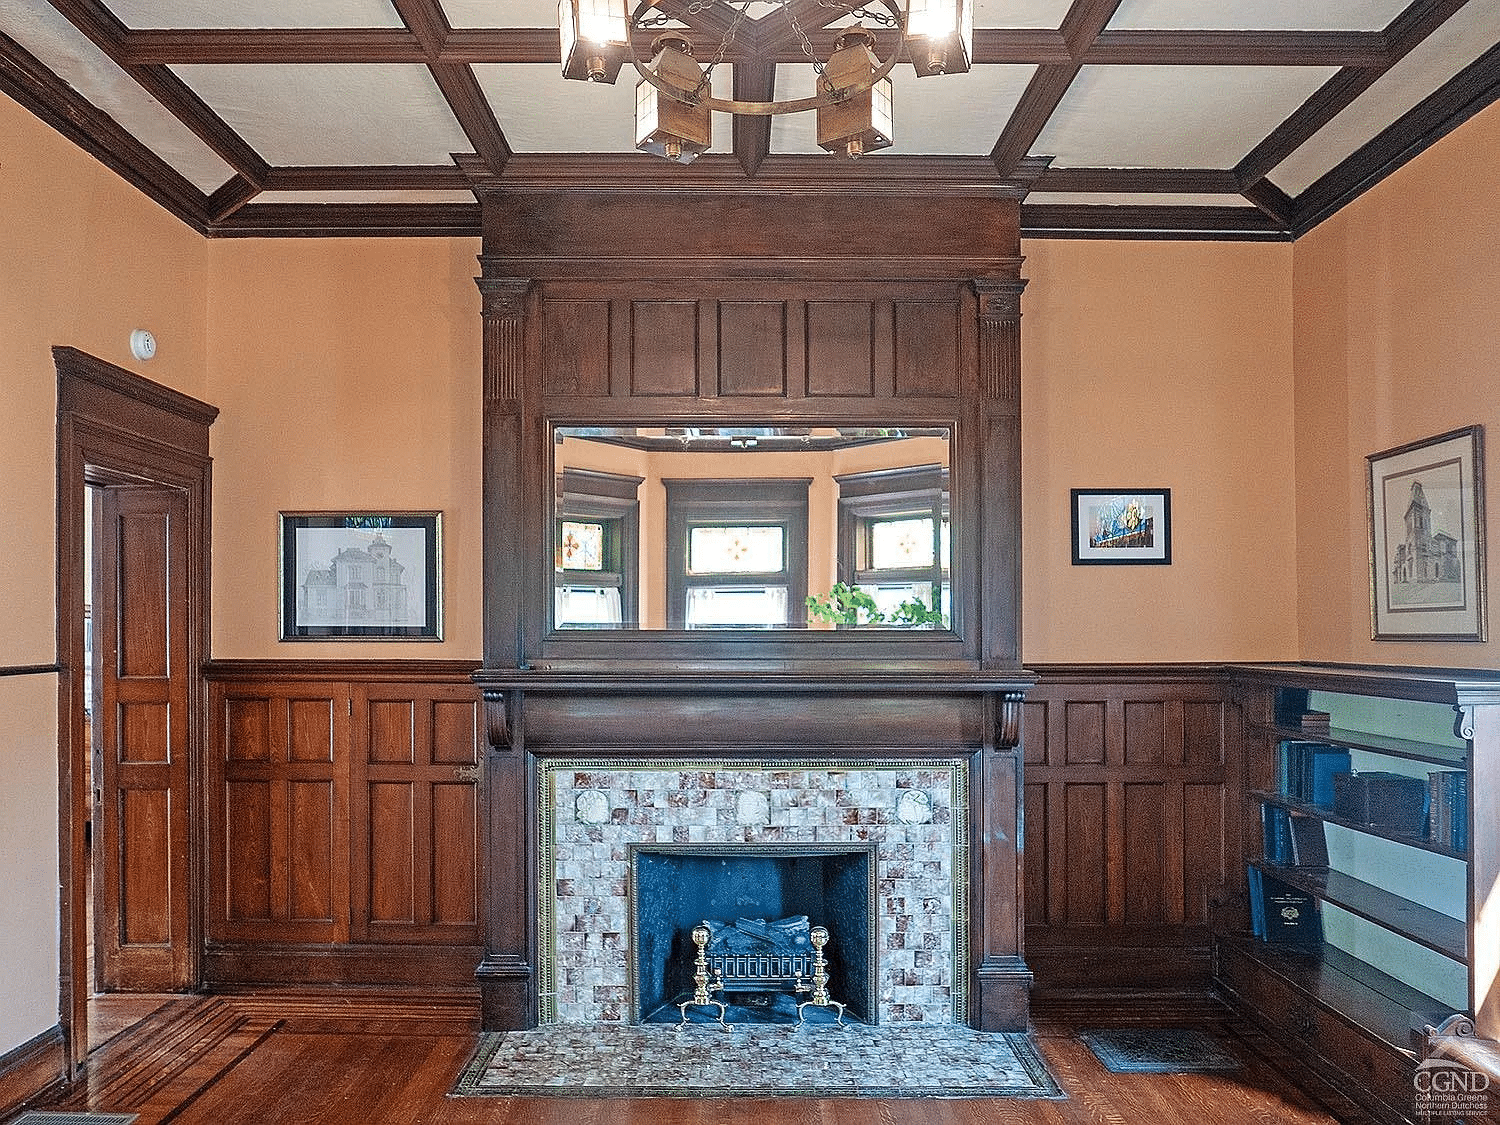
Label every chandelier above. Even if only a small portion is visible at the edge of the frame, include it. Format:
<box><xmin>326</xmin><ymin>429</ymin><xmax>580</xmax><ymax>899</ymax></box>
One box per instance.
<box><xmin>558</xmin><ymin>0</ymin><xmax>974</xmax><ymax>162</ymax></box>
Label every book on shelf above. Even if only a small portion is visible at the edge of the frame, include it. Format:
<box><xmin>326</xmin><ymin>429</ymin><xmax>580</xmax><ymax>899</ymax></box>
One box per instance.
<box><xmin>1262</xmin><ymin>803</ymin><xmax>1292</xmax><ymax>865</ymax></box>
<box><xmin>1426</xmin><ymin>769</ymin><xmax>1469</xmax><ymax>852</ymax></box>
<box><xmin>1298</xmin><ymin>710</ymin><xmax>1331</xmax><ymax>735</ymax></box>
<box><xmin>1247</xmin><ymin>863</ymin><xmax>1265</xmax><ymax>938</ymax></box>
<box><xmin>1278</xmin><ymin>741</ymin><xmax>1350</xmax><ymax>808</ymax></box>
<box><xmin>1333</xmin><ymin>771</ymin><xmax>1426</xmax><ymax>835</ymax></box>
<box><xmin>1251</xmin><ymin>867</ymin><xmax>1323</xmax><ymax>945</ymax></box>
<box><xmin>1287</xmin><ymin>815</ymin><xmax>1329</xmax><ymax>867</ymax></box>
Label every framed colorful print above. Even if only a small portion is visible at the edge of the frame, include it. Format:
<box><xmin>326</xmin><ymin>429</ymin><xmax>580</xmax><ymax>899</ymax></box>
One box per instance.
<box><xmin>279</xmin><ymin>511</ymin><xmax>443</xmax><ymax>640</ymax></box>
<box><xmin>1071</xmin><ymin>489</ymin><xmax>1172</xmax><ymax>565</ymax></box>
<box><xmin>1367</xmin><ymin>426</ymin><xmax>1486</xmax><ymax>641</ymax></box>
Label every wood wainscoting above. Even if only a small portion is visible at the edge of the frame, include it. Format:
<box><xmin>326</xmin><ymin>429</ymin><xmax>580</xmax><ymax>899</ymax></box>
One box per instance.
<box><xmin>202</xmin><ymin>661</ymin><xmax>485</xmax><ymax>990</ymax></box>
<box><xmin>1023</xmin><ymin>664</ymin><xmax>1243</xmax><ymax>995</ymax></box>
<box><xmin>199</xmin><ymin>661</ymin><xmax>1242</xmax><ymax>1002</ymax></box>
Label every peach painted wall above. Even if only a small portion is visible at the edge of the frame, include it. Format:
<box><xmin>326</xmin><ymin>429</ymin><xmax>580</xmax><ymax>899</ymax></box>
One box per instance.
<box><xmin>204</xmin><ymin>238</ymin><xmax>483</xmax><ymax>658</ymax></box>
<box><xmin>1020</xmin><ymin>238</ymin><xmax>1299</xmax><ymax>662</ymax></box>
<box><xmin>0</xmin><ymin>93</ymin><xmax>207</xmax><ymax>1052</ymax></box>
<box><xmin>1293</xmin><ymin>99</ymin><xmax>1500</xmax><ymax>669</ymax></box>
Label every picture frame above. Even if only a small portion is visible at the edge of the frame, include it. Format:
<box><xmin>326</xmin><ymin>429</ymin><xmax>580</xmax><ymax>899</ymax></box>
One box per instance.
<box><xmin>279</xmin><ymin>511</ymin><xmax>443</xmax><ymax>640</ymax></box>
<box><xmin>1070</xmin><ymin>488</ymin><xmax>1172</xmax><ymax>565</ymax></box>
<box><xmin>1367</xmin><ymin>426</ymin><xmax>1486</xmax><ymax>641</ymax></box>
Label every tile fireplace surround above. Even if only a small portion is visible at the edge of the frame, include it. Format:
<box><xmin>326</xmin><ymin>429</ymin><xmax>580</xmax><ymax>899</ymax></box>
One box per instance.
<box><xmin>539</xmin><ymin>759</ymin><xmax>970</xmax><ymax>1026</ymax></box>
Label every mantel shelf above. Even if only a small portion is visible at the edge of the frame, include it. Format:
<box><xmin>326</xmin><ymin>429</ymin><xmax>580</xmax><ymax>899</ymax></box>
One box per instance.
<box><xmin>473</xmin><ymin>666</ymin><xmax>1037</xmax><ymax>695</ymax></box>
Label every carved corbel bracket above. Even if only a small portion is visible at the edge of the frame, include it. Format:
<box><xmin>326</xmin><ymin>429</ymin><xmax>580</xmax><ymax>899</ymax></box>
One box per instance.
<box><xmin>972</xmin><ymin>277</ymin><xmax>1027</xmax><ymax>407</ymax></box>
<box><xmin>996</xmin><ymin>690</ymin><xmax>1025</xmax><ymax>751</ymax></box>
<box><xmin>1456</xmin><ymin>705</ymin><xmax>1477</xmax><ymax>740</ymax></box>
<box><xmin>483</xmin><ymin>688</ymin><xmax>513</xmax><ymax>752</ymax></box>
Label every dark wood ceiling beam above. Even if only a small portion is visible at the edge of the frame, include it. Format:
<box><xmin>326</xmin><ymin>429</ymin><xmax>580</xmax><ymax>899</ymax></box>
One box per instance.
<box><xmin>123</xmin><ymin>28</ymin><xmax>424</xmax><ymax>64</ymax></box>
<box><xmin>1085</xmin><ymin>30</ymin><xmax>1387</xmax><ymax>67</ymax></box>
<box><xmin>989</xmin><ymin>0</ymin><xmax>1125</xmax><ymax>175</ymax></box>
<box><xmin>389</xmin><ymin>0</ymin><xmax>512</xmax><ymax>173</ymax></box>
<box><xmin>1294</xmin><ymin>39</ymin><xmax>1500</xmax><ymax>235</ymax></box>
<box><xmin>45</xmin><ymin>0</ymin><xmax>271</xmax><ymax>185</ymax></box>
<box><xmin>1021</xmin><ymin>203</ymin><xmax>1290</xmax><ymax>240</ymax></box>
<box><xmin>1234</xmin><ymin>0</ymin><xmax>1473</xmax><ymax>190</ymax></box>
<box><xmin>262</xmin><ymin>165</ymin><xmax>473</xmax><ymax>191</ymax></box>
<box><xmin>210</xmin><ymin>202</ymin><xmax>481</xmax><ymax>238</ymax></box>
<box><xmin>731</xmin><ymin>60</ymin><xmax>775</xmax><ymax>178</ymax></box>
<box><xmin>1240</xmin><ymin>179</ymin><xmax>1296</xmax><ymax>227</ymax></box>
<box><xmin>205</xmin><ymin>175</ymin><xmax>261</xmax><ymax>222</ymax></box>
<box><xmin>1036</xmin><ymin>167</ymin><xmax>1242</xmax><ymax>193</ymax></box>
<box><xmin>0</xmin><ymin>27</ymin><xmax>209</xmax><ymax>232</ymax></box>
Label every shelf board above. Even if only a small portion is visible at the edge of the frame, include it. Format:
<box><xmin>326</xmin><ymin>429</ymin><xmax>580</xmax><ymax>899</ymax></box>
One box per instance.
<box><xmin>1254</xmin><ymin>791</ymin><xmax>1468</xmax><ymax>859</ymax></box>
<box><xmin>1255</xmin><ymin>722</ymin><xmax>1469</xmax><ymax>767</ymax></box>
<box><xmin>1250</xmin><ymin>860</ymin><xmax>1467</xmax><ymax>960</ymax></box>
<box><xmin>1218</xmin><ymin>933</ymin><xmax>1455</xmax><ymax>1056</ymax></box>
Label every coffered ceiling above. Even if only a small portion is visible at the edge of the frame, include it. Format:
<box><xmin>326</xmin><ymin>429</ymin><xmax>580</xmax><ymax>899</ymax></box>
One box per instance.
<box><xmin>1</xmin><ymin>0</ymin><xmax>1495</xmax><ymax>238</ymax></box>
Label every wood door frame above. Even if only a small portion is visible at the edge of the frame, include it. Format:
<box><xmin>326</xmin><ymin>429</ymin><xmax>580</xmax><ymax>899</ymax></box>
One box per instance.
<box><xmin>55</xmin><ymin>346</ymin><xmax>217</xmax><ymax>1072</ymax></box>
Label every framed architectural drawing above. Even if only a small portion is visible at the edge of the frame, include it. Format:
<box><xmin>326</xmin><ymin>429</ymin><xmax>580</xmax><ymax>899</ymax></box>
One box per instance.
<box><xmin>1367</xmin><ymin>426</ymin><xmax>1486</xmax><ymax>640</ymax></box>
<box><xmin>1070</xmin><ymin>489</ymin><xmax>1172</xmax><ymax>565</ymax></box>
<box><xmin>279</xmin><ymin>511</ymin><xmax>443</xmax><ymax>640</ymax></box>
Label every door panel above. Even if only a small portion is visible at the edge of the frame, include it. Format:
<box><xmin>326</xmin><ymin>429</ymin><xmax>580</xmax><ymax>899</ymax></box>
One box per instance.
<box><xmin>93</xmin><ymin>485</ymin><xmax>191</xmax><ymax>990</ymax></box>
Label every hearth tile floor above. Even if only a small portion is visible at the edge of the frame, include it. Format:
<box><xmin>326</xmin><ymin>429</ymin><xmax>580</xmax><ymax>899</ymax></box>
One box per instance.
<box><xmin>453</xmin><ymin>1022</ymin><xmax>1064</xmax><ymax>1099</ymax></box>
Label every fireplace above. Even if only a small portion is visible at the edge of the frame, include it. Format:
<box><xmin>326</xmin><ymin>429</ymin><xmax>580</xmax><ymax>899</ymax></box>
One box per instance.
<box><xmin>537</xmin><ymin>758</ymin><xmax>969</xmax><ymax>1025</ymax></box>
<box><xmin>630</xmin><ymin>844</ymin><xmax>876</xmax><ymax>1024</ymax></box>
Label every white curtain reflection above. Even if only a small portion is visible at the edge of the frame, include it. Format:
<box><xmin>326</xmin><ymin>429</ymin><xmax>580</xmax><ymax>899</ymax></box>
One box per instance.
<box><xmin>555</xmin><ymin>585</ymin><xmax>623</xmax><ymax>626</ymax></box>
<box><xmin>684</xmin><ymin>586</ymin><xmax>788</xmax><ymax>628</ymax></box>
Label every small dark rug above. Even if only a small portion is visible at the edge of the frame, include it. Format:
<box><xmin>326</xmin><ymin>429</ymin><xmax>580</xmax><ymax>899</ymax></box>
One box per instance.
<box><xmin>454</xmin><ymin>1023</ymin><xmax>1064</xmax><ymax>1099</ymax></box>
<box><xmin>1078</xmin><ymin>1027</ymin><xmax>1240</xmax><ymax>1074</ymax></box>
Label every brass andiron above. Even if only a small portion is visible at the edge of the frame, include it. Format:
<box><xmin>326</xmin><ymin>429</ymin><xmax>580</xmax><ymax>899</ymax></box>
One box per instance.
<box><xmin>796</xmin><ymin>926</ymin><xmax>846</xmax><ymax>1025</ymax></box>
<box><xmin>676</xmin><ymin>922</ymin><xmax>730</xmax><ymax>1030</ymax></box>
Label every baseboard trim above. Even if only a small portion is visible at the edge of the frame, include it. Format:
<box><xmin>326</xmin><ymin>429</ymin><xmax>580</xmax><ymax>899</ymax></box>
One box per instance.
<box><xmin>203</xmin><ymin>943</ymin><xmax>483</xmax><ymax>988</ymax></box>
<box><xmin>0</xmin><ymin>1025</ymin><xmax>67</xmax><ymax>1116</ymax></box>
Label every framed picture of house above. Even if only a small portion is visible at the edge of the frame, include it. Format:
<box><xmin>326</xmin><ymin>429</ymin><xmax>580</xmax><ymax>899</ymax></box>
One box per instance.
<box><xmin>279</xmin><ymin>511</ymin><xmax>443</xmax><ymax>640</ymax></box>
<box><xmin>1070</xmin><ymin>489</ymin><xmax>1172</xmax><ymax>565</ymax></box>
<box><xmin>1367</xmin><ymin>426</ymin><xmax>1486</xmax><ymax>641</ymax></box>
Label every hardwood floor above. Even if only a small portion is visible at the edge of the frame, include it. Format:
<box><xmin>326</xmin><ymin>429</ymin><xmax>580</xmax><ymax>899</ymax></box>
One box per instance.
<box><xmin>16</xmin><ymin>990</ymin><xmax>1375</xmax><ymax>1124</ymax></box>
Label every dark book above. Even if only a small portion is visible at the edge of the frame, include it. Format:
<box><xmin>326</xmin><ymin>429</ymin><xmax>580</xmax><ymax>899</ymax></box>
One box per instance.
<box><xmin>1287</xmin><ymin>815</ymin><xmax>1329</xmax><ymax>867</ymax></box>
<box><xmin>1255</xmin><ymin>870</ymin><xmax>1323</xmax><ymax>945</ymax></box>
<box><xmin>1247</xmin><ymin>864</ymin><xmax>1265</xmax><ymax>938</ymax></box>
<box><xmin>1299</xmin><ymin>710</ymin><xmax>1331</xmax><ymax>735</ymax></box>
<box><xmin>1333</xmin><ymin>771</ymin><xmax>1426</xmax><ymax>834</ymax></box>
<box><xmin>1280</xmin><ymin>742</ymin><xmax>1350</xmax><ymax>807</ymax></box>
<box><xmin>1262</xmin><ymin>804</ymin><xmax>1293</xmax><ymax>864</ymax></box>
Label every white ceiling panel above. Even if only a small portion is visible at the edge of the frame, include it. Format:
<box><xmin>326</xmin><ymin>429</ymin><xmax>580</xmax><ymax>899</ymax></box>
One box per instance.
<box><xmin>1107</xmin><ymin>0</ymin><xmax>1409</xmax><ymax>32</ymax></box>
<box><xmin>104</xmin><ymin>0</ymin><xmax>404</xmax><ymax>29</ymax></box>
<box><xmin>1026</xmin><ymin>192</ymin><xmax>1257</xmax><ymax>207</ymax></box>
<box><xmin>171</xmin><ymin>63</ymin><xmax>472</xmax><ymax>164</ymax></box>
<box><xmin>974</xmin><ymin>0</ymin><xmax>1072</xmax><ymax>29</ymax></box>
<box><xmin>1269</xmin><ymin>2</ymin><xmax>1500</xmax><ymax>197</ymax></box>
<box><xmin>475</xmin><ymin>62</ymin><xmax>734</xmax><ymax>153</ymax></box>
<box><xmin>771</xmin><ymin>62</ymin><xmax>1034</xmax><ymax>155</ymax></box>
<box><xmin>1034</xmin><ymin>64</ymin><xmax>1339</xmax><ymax>168</ymax></box>
<box><xmin>442</xmin><ymin>0</ymin><xmax>556</xmax><ymax>27</ymax></box>
<box><xmin>0</xmin><ymin>0</ymin><xmax>235</xmax><ymax>192</ymax></box>
<box><xmin>252</xmin><ymin>190</ymin><xmax>478</xmax><ymax>203</ymax></box>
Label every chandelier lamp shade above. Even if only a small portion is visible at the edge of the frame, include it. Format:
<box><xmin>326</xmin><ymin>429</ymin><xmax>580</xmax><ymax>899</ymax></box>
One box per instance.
<box><xmin>557</xmin><ymin>0</ymin><xmax>972</xmax><ymax>161</ymax></box>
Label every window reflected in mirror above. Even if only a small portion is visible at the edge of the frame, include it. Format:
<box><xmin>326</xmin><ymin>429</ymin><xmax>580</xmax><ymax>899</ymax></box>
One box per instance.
<box><xmin>552</xmin><ymin>426</ymin><xmax>951</xmax><ymax>631</ymax></box>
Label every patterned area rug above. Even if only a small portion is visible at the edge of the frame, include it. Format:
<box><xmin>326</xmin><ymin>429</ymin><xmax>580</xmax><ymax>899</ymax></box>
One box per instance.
<box><xmin>1078</xmin><ymin>1028</ymin><xmax>1241</xmax><ymax>1073</ymax></box>
<box><xmin>454</xmin><ymin>1022</ymin><xmax>1064</xmax><ymax>1099</ymax></box>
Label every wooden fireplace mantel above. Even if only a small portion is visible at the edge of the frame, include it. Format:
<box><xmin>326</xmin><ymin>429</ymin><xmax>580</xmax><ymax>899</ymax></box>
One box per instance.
<box><xmin>474</xmin><ymin>182</ymin><xmax>1033</xmax><ymax>1033</ymax></box>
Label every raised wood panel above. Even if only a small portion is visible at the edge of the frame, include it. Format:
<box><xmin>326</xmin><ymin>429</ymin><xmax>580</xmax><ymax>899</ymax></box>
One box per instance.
<box><xmin>210</xmin><ymin>685</ymin><xmax>349</xmax><ymax>945</ymax></box>
<box><xmin>1064</xmin><ymin>783</ymin><xmax>1107</xmax><ymax>924</ymax></box>
<box><xmin>541</xmin><ymin>299</ymin><xmax>611</xmax><ymax>396</ymax></box>
<box><xmin>119</xmin><ymin>701</ymin><xmax>168</xmax><ymax>763</ymax></box>
<box><xmin>629</xmin><ymin>301</ymin><xmax>698</xmax><ymax>396</ymax></box>
<box><xmin>892</xmin><ymin>301</ymin><xmax>959</xmax><ymax>398</ymax></box>
<box><xmin>117</xmin><ymin>510</ymin><xmax>169</xmax><ymax>678</ymax></box>
<box><xmin>1123</xmin><ymin>783</ymin><xmax>1166</xmax><ymax>924</ymax></box>
<box><xmin>119</xmin><ymin>788</ymin><xmax>171</xmax><ymax>944</ymax></box>
<box><xmin>717</xmin><ymin>301</ymin><xmax>786</xmax><ymax>396</ymax></box>
<box><xmin>351</xmin><ymin>683</ymin><xmax>481</xmax><ymax>944</ymax></box>
<box><xmin>1065</xmin><ymin>701</ymin><xmax>1106</xmax><ymax>765</ymax></box>
<box><xmin>805</xmin><ymin>300</ymin><xmax>874</xmax><ymax>397</ymax></box>
<box><xmin>1023</xmin><ymin>667</ymin><xmax>1241</xmax><ymax>990</ymax></box>
<box><xmin>1123</xmin><ymin>700</ymin><xmax>1167</xmax><ymax>765</ymax></box>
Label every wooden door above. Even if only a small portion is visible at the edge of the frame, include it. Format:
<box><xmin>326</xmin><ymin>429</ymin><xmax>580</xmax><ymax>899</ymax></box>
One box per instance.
<box><xmin>93</xmin><ymin>484</ymin><xmax>192</xmax><ymax>990</ymax></box>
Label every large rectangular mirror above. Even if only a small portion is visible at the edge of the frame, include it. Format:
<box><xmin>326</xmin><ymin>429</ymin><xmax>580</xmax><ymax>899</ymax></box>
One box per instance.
<box><xmin>553</xmin><ymin>425</ymin><xmax>951</xmax><ymax>631</ymax></box>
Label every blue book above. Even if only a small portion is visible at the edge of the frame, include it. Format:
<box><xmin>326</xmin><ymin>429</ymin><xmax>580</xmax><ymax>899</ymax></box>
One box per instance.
<box><xmin>1247</xmin><ymin>864</ymin><xmax>1265</xmax><ymax>938</ymax></box>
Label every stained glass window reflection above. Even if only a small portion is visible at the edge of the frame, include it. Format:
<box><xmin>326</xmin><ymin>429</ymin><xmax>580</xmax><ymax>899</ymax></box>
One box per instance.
<box><xmin>688</xmin><ymin>525</ymin><xmax>784</xmax><ymax>574</ymax></box>
<box><xmin>870</xmin><ymin>516</ymin><xmax>936</xmax><ymax>569</ymax></box>
<box><xmin>559</xmin><ymin>520</ymin><xmax>604</xmax><ymax>571</ymax></box>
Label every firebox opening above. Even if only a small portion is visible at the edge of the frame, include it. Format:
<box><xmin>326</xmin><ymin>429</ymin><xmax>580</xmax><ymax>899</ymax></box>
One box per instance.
<box><xmin>629</xmin><ymin>844</ymin><xmax>877</xmax><ymax>1024</ymax></box>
